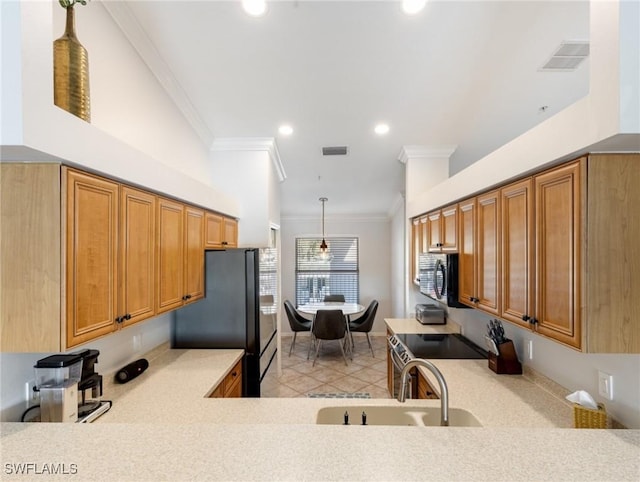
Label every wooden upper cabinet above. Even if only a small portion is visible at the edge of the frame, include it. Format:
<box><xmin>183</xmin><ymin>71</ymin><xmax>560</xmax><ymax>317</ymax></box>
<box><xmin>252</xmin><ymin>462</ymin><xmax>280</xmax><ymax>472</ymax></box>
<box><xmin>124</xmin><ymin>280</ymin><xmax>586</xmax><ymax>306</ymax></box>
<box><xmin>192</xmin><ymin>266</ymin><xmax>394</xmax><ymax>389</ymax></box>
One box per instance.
<box><xmin>476</xmin><ymin>190</ymin><xmax>500</xmax><ymax>316</ymax></box>
<box><xmin>1</xmin><ymin>164</ymin><xmax>62</xmax><ymax>352</ymax></box>
<box><xmin>427</xmin><ymin>205</ymin><xmax>458</xmax><ymax>253</ymax></box>
<box><xmin>458</xmin><ymin>198</ymin><xmax>476</xmax><ymax>307</ymax></box>
<box><xmin>223</xmin><ymin>217</ymin><xmax>238</xmax><ymax>247</ymax></box>
<box><xmin>205</xmin><ymin>212</ymin><xmax>238</xmax><ymax>249</ymax></box>
<box><xmin>586</xmin><ymin>154</ymin><xmax>640</xmax><ymax>353</ymax></box>
<box><xmin>534</xmin><ymin>161</ymin><xmax>582</xmax><ymax>349</ymax></box>
<box><xmin>66</xmin><ymin>169</ymin><xmax>119</xmax><ymax>348</ymax></box>
<box><xmin>119</xmin><ymin>186</ymin><xmax>156</xmax><ymax>327</ymax></box>
<box><xmin>500</xmin><ymin>178</ymin><xmax>534</xmax><ymax>329</ymax></box>
<box><xmin>156</xmin><ymin>197</ymin><xmax>185</xmax><ymax>314</ymax></box>
<box><xmin>205</xmin><ymin>212</ymin><xmax>224</xmax><ymax>248</ymax></box>
<box><xmin>184</xmin><ymin>206</ymin><xmax>205</xmax><ymax>302</ymax></box>
<box><xmin>426</xmin><ymin>212</ymin><xmax>441</xmax><ymax>251</ymax></box>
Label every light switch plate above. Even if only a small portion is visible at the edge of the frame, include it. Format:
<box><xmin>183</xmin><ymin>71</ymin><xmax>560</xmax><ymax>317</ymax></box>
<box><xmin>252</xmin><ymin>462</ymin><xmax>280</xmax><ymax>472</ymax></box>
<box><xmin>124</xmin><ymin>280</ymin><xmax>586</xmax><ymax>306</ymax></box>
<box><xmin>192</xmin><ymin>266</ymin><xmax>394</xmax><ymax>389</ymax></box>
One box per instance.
<box><xmin>598</xmin><ymin>371</ymin><xmax>613</xmax><ymax>400</ymax></box>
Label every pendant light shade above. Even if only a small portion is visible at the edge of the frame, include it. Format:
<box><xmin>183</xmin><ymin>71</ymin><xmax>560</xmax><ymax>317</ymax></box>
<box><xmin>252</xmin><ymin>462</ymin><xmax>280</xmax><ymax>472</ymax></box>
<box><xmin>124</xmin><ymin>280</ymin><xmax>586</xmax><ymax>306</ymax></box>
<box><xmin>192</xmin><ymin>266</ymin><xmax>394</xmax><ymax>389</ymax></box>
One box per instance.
<box><xmin>316</xmin><ymin>197</ymin><xmax>333</xmax><ymax>262</ymax></box>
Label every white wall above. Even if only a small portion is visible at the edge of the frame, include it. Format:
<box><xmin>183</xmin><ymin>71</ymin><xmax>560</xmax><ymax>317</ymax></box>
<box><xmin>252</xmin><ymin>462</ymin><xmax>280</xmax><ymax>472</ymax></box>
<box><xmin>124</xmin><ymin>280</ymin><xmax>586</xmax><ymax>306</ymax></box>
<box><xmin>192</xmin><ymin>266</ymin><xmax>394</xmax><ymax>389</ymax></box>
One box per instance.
<box><xmin>407</xmin><ymin>0</ymin><xmax>639</xmax><ymax>218</ymax></box>
<box><xmin>0</xmin><ymin>314</ymin><xmax>171</xmax><ymax>422</ymax></box>
<box><xmin>1</xmin><ymin>1</ymin><xmax>237</xmax><ymax>216</ymax></box>
<box><xmin>210</xmin><ymin>141</ymin><xmax>283</xmax><ymax>247</ymax></box>
<box><xmin>281</xmin><ymin>216</ymin><xmax>391</xmax><ymax>334</ymax></box>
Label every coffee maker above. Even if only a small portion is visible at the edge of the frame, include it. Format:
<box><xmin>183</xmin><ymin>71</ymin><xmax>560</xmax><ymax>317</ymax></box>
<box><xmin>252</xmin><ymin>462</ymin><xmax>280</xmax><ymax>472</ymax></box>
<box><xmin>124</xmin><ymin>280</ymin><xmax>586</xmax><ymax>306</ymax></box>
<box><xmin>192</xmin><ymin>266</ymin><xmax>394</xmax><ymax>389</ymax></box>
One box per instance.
<box><xmin>34</xmin><ymin>354</ymin><xmax>83</xmax><ymax>422</ymax></box>
<box><xmin>34</xmin><ymin>349</ymin><xmax>111</xmax><ymax>423</ymax></box>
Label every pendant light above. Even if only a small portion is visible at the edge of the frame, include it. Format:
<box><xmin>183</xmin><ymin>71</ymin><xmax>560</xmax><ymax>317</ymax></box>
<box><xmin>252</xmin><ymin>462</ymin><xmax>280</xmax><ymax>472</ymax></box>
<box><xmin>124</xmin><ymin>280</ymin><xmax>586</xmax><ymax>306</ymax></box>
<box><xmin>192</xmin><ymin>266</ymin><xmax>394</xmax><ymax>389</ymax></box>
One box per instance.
<box><xmin>316</xmin><ymin>197</ymin><xmax>333</xmax><ymax>262</ymax></box>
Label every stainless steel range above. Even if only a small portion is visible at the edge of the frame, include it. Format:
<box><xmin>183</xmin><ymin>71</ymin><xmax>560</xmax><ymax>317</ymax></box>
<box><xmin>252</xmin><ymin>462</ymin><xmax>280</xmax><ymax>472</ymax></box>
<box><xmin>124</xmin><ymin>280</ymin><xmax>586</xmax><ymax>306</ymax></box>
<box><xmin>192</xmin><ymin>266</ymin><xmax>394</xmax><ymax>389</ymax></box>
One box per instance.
<box><xmin>387</xmin><ymin>333</ymin><xmax>486</xmax><ymax>399</ymax></box>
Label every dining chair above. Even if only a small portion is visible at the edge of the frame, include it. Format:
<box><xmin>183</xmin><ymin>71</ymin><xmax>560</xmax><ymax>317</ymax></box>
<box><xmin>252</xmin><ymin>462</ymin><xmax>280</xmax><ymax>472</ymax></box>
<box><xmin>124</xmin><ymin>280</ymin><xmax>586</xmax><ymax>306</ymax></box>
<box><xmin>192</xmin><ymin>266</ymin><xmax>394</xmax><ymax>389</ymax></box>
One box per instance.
<box><xmin>308</xmin><ymin>310</ymin><xmax>349</xmax><ymax>366</ymax></box>
<box><xmin>348</xmin><ymin>300</ymin><xmax>379</xmax><ymax>357</ymax></box>
<box><xmin>323</xmin><ymin>294</ymin><xmax>345</xmax><ymax>302</ymax></box>
<box><xmin>283</xmin><ymin>300</ymin><xmax>312</xmax><ymax>356</ymax></box>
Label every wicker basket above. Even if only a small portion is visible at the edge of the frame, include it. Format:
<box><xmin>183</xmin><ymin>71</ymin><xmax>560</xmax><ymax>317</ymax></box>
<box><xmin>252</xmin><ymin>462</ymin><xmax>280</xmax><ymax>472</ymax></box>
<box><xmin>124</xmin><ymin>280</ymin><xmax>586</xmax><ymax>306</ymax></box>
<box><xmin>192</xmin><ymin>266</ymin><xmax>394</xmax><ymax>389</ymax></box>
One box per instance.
<box><xmin>573</xmin><ymin>403</ymin><xmax>607</xmax><ymax>429</ymax></box>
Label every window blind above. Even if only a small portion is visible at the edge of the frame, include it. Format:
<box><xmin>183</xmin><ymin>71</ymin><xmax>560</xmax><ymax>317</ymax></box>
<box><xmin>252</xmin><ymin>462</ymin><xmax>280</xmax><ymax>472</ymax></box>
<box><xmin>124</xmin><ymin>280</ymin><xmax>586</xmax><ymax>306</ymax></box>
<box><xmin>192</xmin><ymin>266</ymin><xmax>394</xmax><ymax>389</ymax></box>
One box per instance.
<box><xmin>295</xmin><ymin>237</ymin><xmax>359</xmax><ymax>305</ymax></box>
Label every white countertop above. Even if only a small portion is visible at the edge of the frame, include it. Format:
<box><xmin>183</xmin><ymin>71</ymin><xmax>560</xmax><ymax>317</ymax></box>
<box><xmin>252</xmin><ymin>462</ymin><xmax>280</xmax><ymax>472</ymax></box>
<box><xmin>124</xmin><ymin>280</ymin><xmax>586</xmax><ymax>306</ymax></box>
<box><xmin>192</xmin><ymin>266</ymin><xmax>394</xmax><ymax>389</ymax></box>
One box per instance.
<box><xmin>2</xmin><ymin>327</ymin><xmax>639</xmax><ymax>481</ymax></box>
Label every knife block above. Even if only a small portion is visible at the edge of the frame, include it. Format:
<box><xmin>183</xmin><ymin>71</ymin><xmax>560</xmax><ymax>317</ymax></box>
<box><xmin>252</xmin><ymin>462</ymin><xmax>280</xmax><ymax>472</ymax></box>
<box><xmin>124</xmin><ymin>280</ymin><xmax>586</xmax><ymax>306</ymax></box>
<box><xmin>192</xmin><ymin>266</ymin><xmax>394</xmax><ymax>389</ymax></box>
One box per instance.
<box><xmin>488</xmin><ymin>340</ymin><xmax>522</xmax><ymax>375</ymax></box>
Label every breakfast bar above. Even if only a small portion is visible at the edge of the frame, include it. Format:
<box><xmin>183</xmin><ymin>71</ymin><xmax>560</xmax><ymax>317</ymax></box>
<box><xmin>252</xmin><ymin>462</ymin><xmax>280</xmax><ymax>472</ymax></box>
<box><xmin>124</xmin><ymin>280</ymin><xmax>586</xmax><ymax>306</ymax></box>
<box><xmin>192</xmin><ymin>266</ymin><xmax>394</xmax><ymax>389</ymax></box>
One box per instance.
<box><xmin>2</xmin><ymin>329</ymin><xmax>638</xmax><ymax>481</ymax></box>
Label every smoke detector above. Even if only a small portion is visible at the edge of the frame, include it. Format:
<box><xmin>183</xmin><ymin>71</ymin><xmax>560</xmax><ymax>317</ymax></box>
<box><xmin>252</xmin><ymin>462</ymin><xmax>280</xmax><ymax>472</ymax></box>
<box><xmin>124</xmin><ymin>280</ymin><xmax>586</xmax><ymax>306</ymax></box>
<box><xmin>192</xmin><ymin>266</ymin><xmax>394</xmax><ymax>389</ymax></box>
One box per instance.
<box><xmin>540</xmin><ymin>41</ymin><xmax>589</xmax><ymax>71</ymax></box>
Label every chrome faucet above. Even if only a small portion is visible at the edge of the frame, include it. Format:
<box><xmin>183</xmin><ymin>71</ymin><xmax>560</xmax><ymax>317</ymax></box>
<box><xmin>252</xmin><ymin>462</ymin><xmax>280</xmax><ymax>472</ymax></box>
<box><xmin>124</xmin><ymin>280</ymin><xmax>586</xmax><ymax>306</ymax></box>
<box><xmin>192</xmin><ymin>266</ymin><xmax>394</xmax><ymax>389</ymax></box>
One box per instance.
<box><xmin>398</xmin><ymin>359</ymin><xmax>449</xmax><ymax>427</ymax></box>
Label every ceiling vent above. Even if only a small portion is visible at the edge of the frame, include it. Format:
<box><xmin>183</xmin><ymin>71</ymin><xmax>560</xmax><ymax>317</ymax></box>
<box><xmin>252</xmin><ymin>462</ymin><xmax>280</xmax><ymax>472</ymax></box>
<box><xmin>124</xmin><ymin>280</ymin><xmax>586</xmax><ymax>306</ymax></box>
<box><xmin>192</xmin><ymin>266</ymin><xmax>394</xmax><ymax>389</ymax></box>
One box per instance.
<box><xmin>540</xmin><ymin>41</ymin><xmax>589</xmax><ymax>71</ymax></box>
<box><xmin>322</xmin><ymin>146</ymin><xmax>349</xmax><ymax>156</ymax></box>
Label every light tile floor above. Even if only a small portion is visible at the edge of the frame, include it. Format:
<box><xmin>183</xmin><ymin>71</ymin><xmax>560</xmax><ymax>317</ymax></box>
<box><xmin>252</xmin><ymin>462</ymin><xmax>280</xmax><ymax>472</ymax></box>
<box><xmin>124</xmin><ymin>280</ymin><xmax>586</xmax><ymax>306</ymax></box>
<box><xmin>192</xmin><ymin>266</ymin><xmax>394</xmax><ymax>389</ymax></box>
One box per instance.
<box><xmin>261</xmin><ymin>334</ymin><xmax>391</xmax><ymax>399</ymax></box>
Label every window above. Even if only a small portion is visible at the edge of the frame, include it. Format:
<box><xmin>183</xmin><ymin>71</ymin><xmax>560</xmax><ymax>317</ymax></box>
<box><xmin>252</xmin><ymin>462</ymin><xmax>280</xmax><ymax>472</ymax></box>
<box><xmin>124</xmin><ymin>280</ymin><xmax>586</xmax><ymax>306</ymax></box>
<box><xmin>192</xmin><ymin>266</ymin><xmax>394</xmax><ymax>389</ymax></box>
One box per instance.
<box><xmin>295</xmin><ymin>237</ymin><xmax>359</xmax><ymax>305</ymax></box>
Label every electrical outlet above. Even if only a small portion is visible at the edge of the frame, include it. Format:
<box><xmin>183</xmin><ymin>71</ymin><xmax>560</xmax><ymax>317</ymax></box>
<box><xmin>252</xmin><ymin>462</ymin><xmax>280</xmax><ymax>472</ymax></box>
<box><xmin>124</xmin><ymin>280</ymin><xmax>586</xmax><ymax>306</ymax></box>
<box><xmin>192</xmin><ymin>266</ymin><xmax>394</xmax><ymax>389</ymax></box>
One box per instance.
<box><xmin>527</xmin><ymin>340</ymin><xmax>533</xmax><ymax>360</ymax></box>
<box><xmin>25</xmin><ymin>380</ymin><xmax>38</xmax><ymax>406</ymax></box>
<box><xmin>598</xmin><ymin>371</ymin><xmax>613</xmax><ymax>400</ymax></box>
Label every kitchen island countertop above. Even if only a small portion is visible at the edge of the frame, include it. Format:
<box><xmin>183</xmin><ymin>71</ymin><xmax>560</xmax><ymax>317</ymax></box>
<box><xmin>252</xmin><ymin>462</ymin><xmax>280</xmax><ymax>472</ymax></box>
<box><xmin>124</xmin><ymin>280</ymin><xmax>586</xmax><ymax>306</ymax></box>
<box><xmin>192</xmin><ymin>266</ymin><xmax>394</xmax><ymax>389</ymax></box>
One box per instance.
<box><xmin>1</xmin><ymin>327</ymin><xmax>638</xmax><ymax>481</ymax></box>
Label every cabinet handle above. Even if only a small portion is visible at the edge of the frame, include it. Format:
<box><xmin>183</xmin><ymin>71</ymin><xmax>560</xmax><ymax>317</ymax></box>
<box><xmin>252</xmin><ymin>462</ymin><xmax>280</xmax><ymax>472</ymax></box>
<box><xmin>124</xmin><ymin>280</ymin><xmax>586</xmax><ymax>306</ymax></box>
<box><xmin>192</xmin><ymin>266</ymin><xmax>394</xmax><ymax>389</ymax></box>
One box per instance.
<box><xmin>186</xmin><ymin>294</ymin><xmax>192</xmax><ymax>300</ymax></box>
<box><xmin>531</xmin><ymin>318</ymin><xmax>538</xmax><ymax>325</ymax></box>
<box><xmin>115</xmin><ymin>316</ymin><xmax>122</xmax><ymax>323</ymax></box>
<box><xmin>124</xmin><ymin>314</ymin><xmax>131</xmax><ymax>321</ymax></box>
<box><xmin>222</xmin><ymin>241</ymin><xmax>228</xmax><ymax>245</ymax></box>
<box><xmin>522</xmin><ymin>315</ymin><xmax>530</xmax><ymax>322</ymax></box>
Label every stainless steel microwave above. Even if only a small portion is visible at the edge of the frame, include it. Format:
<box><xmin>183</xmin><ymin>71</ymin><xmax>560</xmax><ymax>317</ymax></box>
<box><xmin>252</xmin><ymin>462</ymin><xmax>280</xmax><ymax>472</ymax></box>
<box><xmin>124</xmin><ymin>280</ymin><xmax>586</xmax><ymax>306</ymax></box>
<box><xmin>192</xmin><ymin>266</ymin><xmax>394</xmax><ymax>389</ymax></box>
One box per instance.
<box><xmin>418</xmin><ymin>253</ymin><xmax>468</xmax><ymax>308</ymax></box>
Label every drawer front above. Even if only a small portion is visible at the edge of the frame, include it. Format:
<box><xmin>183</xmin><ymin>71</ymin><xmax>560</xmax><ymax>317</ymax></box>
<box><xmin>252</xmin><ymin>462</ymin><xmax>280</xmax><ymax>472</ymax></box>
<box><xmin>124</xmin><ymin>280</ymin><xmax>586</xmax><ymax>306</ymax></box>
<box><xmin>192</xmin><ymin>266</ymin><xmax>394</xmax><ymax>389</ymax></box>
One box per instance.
<box><xmin>224</xmin><ymin>360</ymin><xmax>243</xmax><ymax>397</ymax></box>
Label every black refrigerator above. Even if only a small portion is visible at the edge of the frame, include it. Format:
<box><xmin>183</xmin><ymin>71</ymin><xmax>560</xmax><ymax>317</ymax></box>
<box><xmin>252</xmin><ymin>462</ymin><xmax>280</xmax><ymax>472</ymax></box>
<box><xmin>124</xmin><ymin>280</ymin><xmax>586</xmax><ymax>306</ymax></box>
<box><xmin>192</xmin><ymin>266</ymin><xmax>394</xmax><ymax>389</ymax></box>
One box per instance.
<box><xmin>171</xmin><ymin>248</ymin><xmax>278</xmax><ymax>397</ymax></box>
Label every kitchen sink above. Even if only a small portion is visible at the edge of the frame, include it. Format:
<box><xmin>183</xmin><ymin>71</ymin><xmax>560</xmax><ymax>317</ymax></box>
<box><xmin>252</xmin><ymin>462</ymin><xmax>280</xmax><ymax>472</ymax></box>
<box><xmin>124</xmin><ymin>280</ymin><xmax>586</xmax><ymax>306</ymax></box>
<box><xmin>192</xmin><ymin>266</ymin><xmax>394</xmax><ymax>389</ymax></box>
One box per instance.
<box><xmin>316</xmin><ymin>406</ymin><xmax>482</xmax><ymax>427</ymax></box>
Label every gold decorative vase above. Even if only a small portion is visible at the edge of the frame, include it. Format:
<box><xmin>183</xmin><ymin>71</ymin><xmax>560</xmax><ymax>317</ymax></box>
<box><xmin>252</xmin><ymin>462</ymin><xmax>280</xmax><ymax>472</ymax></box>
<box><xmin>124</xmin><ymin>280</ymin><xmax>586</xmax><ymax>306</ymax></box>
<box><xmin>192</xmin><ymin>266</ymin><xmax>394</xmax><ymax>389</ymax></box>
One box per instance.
<box><xmin>54</xmin><ymin>6</ymin><xmax>91</xmax><ymax>122</ymax></box>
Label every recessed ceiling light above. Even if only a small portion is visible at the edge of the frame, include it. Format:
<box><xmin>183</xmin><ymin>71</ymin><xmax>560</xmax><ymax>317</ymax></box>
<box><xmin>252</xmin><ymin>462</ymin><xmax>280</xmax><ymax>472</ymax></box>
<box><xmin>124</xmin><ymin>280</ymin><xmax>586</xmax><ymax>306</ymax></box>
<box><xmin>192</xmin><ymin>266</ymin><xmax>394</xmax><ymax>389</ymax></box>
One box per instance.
<box><xmin>278</xmin><ymin>125</ymin><xmax>293</xmax><ymax>136</ymax></box>
<box><xmin>402</xmin><ymin>0</ymin><xmax>427</xmax><ymax>15</ymax></box>
<box><xmin>242</xmin><ymin>0</ymin><xmax>268</xmax><ymax>17</ymax></box>
<box><xmin>374</xmin><ymin>124</ymin><xmax>390</xmax><ymax>135</ymax></box>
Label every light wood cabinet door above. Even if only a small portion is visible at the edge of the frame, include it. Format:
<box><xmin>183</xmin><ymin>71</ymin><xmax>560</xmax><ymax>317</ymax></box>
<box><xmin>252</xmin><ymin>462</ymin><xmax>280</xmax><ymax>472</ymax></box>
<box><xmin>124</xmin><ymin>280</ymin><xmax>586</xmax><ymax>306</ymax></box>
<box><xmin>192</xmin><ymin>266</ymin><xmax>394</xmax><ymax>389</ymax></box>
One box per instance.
<box><xmin>427</xmin><ymin>205</ymin><xmax>458</xmax><ymax>253</ymax></box>
<box><xmin>500</xmin><ymin>178</ymin><xmax>534</xmax><ymax>329</ymax></box>
<box><xmin>441</xmin><ymin>205</ymin><xmax>458</xmax><ymax>252</ymax></box>
<box><xmin>476</xmin><ymin>190</ymin><xmax>500</xmax><ymax>316</ymax></box>
<box><xmin>156</xmin><ymin>197</ymin><xmax>185</xmax><ymax>314</ymax></box>
<box><xmin>119</xmin><ymin>187</ymin><xmax>156</xmax><ymax>327</ymax></box>
<box><xmin>205</xmin><ymin>213</ymin><xmax>238</xmax><ymax>249</ymax></box>
<box><xmin>204</xmin><ymin>212</ymin><xmax>224</xmax><ymax>248</ymax></box>
<box><xmin>223</xmin><ymin>217</ymin><xmax>238</xmax><ymax>247</ymax></box>
<box><xmin>184</xmin><ymin>206</ymin><xmax>205</xmax><ymax>303</ymax></box>
<box><xmin>66</xmin><ymin>169</ymin><xmax>119</xmax><ymax>348</ymax></box>
<box><xmin>458</xmin><ymin>198</ymin><xmax>476</xmax><ymax>307</ymax></box>
<box><xmin>534</xmin><ymin>161</ymin><xmax>582</xmax><ymax>349</ymax></box>
<box><xmin>426</xmin><ymin>211</ymin><xmax>441</xmax><ymax>251</ymax></box>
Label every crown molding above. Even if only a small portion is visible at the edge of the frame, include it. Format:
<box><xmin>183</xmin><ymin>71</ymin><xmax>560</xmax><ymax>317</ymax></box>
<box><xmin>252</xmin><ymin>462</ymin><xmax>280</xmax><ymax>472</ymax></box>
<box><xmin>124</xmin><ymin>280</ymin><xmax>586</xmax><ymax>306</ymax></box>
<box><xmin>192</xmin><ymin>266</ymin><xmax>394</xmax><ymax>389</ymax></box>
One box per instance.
<box><xmin>397</xmin><ymin>145</ymin><xmax>458</xmax><ymax>164</ymax></box>
<box><xmin>211</xmin><ymin>137</ymin><xmax>287</xmax><ymax>182</ymax></box>
<box><xmin>102</xmin><ymin>2</ymin><xmax>214</xmax><ymax>148</ymax></box>
<box><xmin>387</xmin><ymin>192</ymin><xmax>405</xmax><ymax>218</ymax></box>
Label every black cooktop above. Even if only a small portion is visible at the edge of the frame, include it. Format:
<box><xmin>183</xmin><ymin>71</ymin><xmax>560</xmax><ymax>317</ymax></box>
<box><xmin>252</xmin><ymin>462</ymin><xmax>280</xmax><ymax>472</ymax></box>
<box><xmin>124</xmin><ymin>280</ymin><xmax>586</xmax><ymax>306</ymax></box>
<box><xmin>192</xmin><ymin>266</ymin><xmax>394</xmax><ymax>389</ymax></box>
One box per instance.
<box><xmin>396</xmin><ymin>333</ymin><xmax>487</xmax><ymax>359</ymax></box>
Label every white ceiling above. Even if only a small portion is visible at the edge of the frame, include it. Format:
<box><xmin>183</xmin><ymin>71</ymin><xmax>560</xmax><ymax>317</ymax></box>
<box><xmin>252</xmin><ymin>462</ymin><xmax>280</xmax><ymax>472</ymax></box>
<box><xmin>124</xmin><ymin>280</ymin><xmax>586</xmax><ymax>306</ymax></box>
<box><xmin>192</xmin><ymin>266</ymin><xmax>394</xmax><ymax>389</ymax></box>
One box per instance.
<box><xmin>116</xmin><ymin>1</ymin><xmax>589</xmax><ymax>217</ymax></box>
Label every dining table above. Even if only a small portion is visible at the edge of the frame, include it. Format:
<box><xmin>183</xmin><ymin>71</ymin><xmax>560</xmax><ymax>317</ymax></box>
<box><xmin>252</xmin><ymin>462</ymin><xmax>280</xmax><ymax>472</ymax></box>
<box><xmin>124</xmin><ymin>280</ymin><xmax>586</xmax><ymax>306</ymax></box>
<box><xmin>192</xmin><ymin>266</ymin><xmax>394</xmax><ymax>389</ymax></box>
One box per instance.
<box><xmin>296</xmin><ymin>302</ymin><xmax>365</xmax><ymax>359</ymax></box>
<box><xmin>296</xmin><ymin>302</ymin><xmax>365</xmax><ymax>318</ymax></box>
